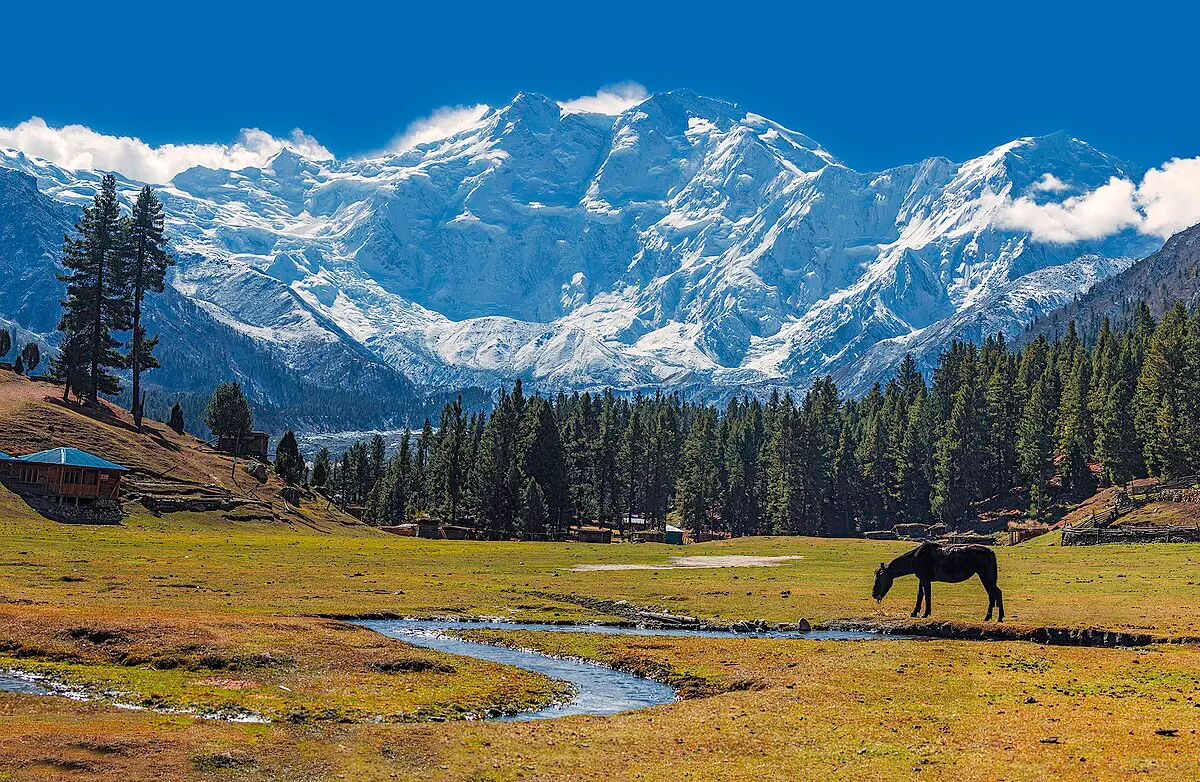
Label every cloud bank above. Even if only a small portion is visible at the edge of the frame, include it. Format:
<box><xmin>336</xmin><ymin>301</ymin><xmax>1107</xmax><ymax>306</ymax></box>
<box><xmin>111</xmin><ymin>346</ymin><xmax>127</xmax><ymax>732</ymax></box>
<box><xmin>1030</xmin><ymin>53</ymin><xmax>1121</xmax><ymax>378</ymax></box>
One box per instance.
<box><xmin>380</xmin><ymin>83</ymin><xmax>649</xmax><ymax>154</ymax></box>
<box><xmin>386</xmin><ymin>104</ymin><xmax>490</xmax><ymax>152</ymax></box>
<box><xmin>1001</xmin><ymin>157</ymin><xmax>1200</xmax><ymax>243</ymax></box>
<box><xmin>0</xmin><ymin>117</ymin><xmax>332</xmax><ymax>184</ymax></box>
<box><xmin>558</xmin><ymin>82</ymin><xmax>648</xmax><ymax>115</ymax></box>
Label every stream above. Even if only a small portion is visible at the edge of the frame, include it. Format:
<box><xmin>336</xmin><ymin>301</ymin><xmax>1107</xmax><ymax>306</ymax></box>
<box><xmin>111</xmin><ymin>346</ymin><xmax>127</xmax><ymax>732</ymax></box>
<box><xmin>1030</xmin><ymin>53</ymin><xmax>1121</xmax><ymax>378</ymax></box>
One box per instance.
<box><xmin>0</xmin><ymin>621</ymin><xmax>906</xmax><ymax>722</ymax></box>
<box><xmin>355</xmin><ymin>619</ymin><xmax>903</xmax><ymax>721</ymax></box>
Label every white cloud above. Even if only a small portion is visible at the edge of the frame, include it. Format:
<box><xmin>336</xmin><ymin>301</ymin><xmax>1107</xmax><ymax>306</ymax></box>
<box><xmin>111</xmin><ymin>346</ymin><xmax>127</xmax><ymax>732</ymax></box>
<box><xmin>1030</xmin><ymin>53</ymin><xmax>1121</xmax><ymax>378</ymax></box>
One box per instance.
<box><xmin>1030</xmin><ymin>173</ymin><xmax>1071</xmax><ymax>193</ymax></box>
<box><xmin>558</xmin><ymin>82</ymin><xmax>648</xmax><ymax>115</ymax></box>
<box><xmin>1000</xmin><ymin>160</ymin><xmax>1200</xmax><ymax>243</ymax></box>
<box><xmin>0</xmin><ymin>117</ymin><xmax>332</xmax><ymax>184</ymax></box>
<box><xmin>386</xmin><ymin>104</ymin><xmax>489</xmax><ymax>152</ymax></box>
<box><xmin>1000</xmin><ymin>177</ymin><xmax>1141</xmax><ymax>243</ymax></box>
<box><xmin>1136</xmin><ymin>156</ymin><xmax>1200</xmax><ymax>239</ymax></box>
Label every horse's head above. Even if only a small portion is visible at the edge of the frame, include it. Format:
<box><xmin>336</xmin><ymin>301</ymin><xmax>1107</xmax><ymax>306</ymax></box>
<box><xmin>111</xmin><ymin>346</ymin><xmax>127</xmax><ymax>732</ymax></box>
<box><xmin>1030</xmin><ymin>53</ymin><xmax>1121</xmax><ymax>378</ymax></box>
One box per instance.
<box><xmin>872</xmin><ymin>562</ymin><xmax>894</xmax><ymax>602</ymax></box>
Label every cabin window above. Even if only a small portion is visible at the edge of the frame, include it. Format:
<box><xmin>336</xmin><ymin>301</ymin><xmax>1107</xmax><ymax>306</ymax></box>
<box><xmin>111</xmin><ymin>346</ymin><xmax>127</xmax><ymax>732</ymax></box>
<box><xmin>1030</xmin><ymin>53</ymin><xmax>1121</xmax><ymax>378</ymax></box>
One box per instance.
<box><xmin>63</xmin><ymin>469</ymin><xmax>82</xmax><ymax>485</ymax></box>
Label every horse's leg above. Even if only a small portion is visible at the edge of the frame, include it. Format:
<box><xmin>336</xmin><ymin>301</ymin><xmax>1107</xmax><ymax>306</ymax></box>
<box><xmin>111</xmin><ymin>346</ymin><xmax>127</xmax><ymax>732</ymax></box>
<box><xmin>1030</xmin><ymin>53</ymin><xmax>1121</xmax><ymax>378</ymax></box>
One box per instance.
<box><xmin>981</xmin><ymin>570</ymin><xmax>1003</xmax><ymax>622</ymax></box>
<box><xmin>922</xmin><ymin>580</ymin><xmax>932</xmax><ymax>618</ymax></box>
<box><xmin>911</xmin><ymin>581</ymin><xmax>923</xmax><ymax>617</ymax></box>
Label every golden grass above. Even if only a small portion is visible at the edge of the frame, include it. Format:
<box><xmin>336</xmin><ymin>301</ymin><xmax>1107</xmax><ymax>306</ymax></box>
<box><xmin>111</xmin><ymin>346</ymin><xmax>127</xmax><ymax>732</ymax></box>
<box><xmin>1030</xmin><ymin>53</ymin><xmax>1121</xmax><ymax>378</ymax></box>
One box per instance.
<box><xmin>4</xmin><ymin>369</ymin><xmax>1200</xmax><ymax>779</ymax></box>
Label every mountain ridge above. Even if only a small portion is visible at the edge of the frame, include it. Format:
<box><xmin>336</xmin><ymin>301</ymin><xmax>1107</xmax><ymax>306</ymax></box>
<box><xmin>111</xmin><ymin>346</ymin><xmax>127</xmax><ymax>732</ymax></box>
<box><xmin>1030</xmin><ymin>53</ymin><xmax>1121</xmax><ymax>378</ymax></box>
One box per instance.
<box><xmin>0</xmin><ymin>91</ymin><xmax>1165</xmax><ymax>414</ymax></box>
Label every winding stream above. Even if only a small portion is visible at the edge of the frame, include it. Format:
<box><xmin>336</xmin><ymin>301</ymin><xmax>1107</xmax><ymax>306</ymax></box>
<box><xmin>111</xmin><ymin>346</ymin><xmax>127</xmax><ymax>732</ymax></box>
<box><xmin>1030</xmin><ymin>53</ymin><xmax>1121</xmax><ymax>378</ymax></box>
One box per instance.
<box><xmin>0</xmin><ymin>621</ymin><xmax>906</xmax><ymax>722</ymax></box>
<box><xmin>356</xmin><ymin>619</ymin><xmax>902</xmax><ymax>721</ymax></box>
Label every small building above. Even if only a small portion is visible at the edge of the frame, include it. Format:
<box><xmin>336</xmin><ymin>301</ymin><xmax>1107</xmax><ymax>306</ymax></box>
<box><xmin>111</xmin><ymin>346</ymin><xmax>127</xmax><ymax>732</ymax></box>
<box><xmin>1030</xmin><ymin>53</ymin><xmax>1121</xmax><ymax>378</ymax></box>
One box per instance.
<box><xmin>441</xmin><ymin>524</ymin><xmax>477</xmax><ymax>540</ymax></box>
<box><xmin>574</xmin><ymin>526</ymin><xmax>613</xmax><ymax>544</ymax></box>
<box><xmin>664</xmin><ymin>524</ymin><xmax>685</xmax><ymax>545</ymax></box>
<box><xmin>216</xmin><ymin>432</ymin><xmax>269</xmax><ymax>460</ymax></box>
<box><xmin>892</xmin><ymin>523</ymin><xmax>931</xmax><ymax>539</ymax></box>
<box><xmin>0</xmin><ymin>447</ymin><xmax>128</xmax><ymax>504</ymax></box>
<box><xmin>631</xmin><ymin>529</ymin><xmax>665</xmax><ymax>544</ymax></box>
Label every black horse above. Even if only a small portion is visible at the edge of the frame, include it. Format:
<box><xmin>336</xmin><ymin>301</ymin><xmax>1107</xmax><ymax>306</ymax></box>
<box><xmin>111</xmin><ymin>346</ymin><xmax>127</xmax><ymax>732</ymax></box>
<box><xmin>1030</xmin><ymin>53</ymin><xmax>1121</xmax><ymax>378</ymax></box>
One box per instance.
<box><xmin>872</xmin><ymin>542</ymin><xmax>1004</xmax><ymax>622</ymax></box>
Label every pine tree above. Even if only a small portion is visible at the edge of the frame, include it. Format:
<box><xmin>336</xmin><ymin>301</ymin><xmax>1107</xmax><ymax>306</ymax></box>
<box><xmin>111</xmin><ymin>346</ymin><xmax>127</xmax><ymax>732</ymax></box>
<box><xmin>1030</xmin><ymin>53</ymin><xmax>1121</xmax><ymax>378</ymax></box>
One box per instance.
<box><xmin>57</xmin><ymin>174</ymin><xmax>131</xmax><ymax>404</ymax></box>
<box><xmin>1057</xmin><ymin>350</ymin><xmax>1094</xmax><ymax>496</ymax></box>
<box><xmin>167</xmin><ymin>401</ymin><xmax>186</xmax><ymax>434</ymax></box>
<box><xmin>20</xmin><ymin>343</ymin><xmax>40</xmax><ymax>374</ymax></box>
<box><xmin>931</xmin><ymin>386</ymin><xmax>972</xmax><ymax>524</ymax></box>
<box><xmin>311</xmin><ymin>447</ymin><xmax>331</xmax><ymax>489</ymax></box>
<box><xmin>621</xmin><ymin>402</ymin><xmax>645</xmax><ymax>530</ymax></box>
<box><xmin>644</xmin><ymin>402</ymin><xmax>681</xmax><ymax>528</ymax></box>
<box><xmin>49</xmin><ymin>329</ymin><xmax>91</xmax><ymax>402</ymax></box>
<box><xmin>518</xmin><ymin>397</ymin><xmax>568</xmax><ymax>535</ymax></box>
<box><xmin>123</xmin><ymin>186</ymin><xmax>174</xmax><ymax>428</ymax></box>
<box><xmin>205</xmin><ymin>382</ymin><xmax>253</xmax><ymax>444</ymax></box>
<box><xmin>519</xmin><ymin>477</ymin><xmax>548</xmax><ymax>536</ymax></box>
<box><xmin>594</xmin><ymin>393</ymin><xmax>623</xmax><ymax>528</ymax></box>
<box><xmin>1134</xmin><ymin>303</ymin><xmax>1189</xmax><ymax>478</ymax></box>
<box><xmin>0</xmin><ymin>329</ymin><xmax>9</xmax><ymax>360</ymax></box>
<box><xmin>430</xmin><ymin>397</ymin><xmax>469</xmax><ymax>523</ymax></box>
<box><xmin>1017</xmin><ymin>375</ymin><xmax>1054</xmax><ymax>515</ymax></box>
<box><xmin>676</xmin><ymin>408</ymin><xmax>719</xmax><ymax>534</ymax></box>
<box><xmin>274</xmin><ymin>430</ymin><xmax>306</xmax><ymax>485</ymax></box>
<box><xmin>468</xmin><ymin>388</ymin><xmax>522</xmax><ymax>535</ymax></box>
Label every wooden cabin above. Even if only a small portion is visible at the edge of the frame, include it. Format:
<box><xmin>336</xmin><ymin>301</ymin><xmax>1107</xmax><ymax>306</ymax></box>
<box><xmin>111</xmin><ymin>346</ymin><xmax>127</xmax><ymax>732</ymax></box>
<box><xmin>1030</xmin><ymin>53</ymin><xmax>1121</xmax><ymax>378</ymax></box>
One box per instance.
<box><xmin>0</xmin><ymin>447</ymin><xmax>128</xmax><ymax>504</ymax></box>
<box><xmin>573</xmin><ymin>526</ymin><xmax>613</xmax><ymax>544</ymax></box>
<box><xmin>216</xmin><ymin>432</ymin><xmax>270</xmax><ymax>460</ymax></box>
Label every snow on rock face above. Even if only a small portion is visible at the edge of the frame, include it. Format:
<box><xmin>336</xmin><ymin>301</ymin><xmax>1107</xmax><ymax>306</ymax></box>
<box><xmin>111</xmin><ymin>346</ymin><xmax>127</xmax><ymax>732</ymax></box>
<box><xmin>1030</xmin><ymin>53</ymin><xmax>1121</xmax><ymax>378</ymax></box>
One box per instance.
<box><xmin>0</xmin><ymin>94</ymin><xmax>1163</xmax><ymax>400</ymax></box>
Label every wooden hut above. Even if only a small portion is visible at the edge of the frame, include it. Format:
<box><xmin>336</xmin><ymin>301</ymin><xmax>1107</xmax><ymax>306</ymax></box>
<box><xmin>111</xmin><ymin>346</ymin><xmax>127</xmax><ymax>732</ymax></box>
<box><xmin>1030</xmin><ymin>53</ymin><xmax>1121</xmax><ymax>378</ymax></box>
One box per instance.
<box><xmin>216</xmin><ymin>432</ymin><xmax>270</xmax><ymax>460</ymax></box>
<box><xmin>574</xmin><ymin>526</ymin><xmax>613</xmax><ymax>544</ymax></box>
<box><xmin>0</xmin><ymin>447</ymin><xmax>128</xmax><ymax>504</ymax></box>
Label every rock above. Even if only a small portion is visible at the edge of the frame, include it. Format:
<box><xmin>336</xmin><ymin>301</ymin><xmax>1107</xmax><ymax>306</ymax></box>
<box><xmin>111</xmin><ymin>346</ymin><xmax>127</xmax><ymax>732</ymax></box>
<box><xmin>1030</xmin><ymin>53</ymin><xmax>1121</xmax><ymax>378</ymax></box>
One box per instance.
<box><xmin>245</xmin><ymin>462</ymin><xmax>267</xmax><ymax>482</ymax></box>
<box><xmin>279</xmin><ymin>486</ymin><xmax>301</xmax><ymax>504</ymax></box>
<box><xmin>797</xmin><ymin>618</ymin><xmax>811</xmax><ymax>632</ymax></box>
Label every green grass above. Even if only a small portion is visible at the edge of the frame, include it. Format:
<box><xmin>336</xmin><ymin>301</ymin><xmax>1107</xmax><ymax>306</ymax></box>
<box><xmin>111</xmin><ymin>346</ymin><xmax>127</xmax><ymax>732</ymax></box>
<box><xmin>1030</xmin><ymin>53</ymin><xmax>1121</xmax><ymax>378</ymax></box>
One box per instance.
<box><xmin>5</xmin><ymin>491</ymin><xmax>1200</xmax><ymax>779</ymax></box>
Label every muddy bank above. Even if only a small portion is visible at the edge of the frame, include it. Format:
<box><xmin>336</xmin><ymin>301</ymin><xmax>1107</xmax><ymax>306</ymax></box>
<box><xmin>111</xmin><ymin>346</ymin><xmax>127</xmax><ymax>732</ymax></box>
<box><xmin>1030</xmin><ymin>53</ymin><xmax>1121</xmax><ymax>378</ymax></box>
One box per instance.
<box><xmin>822</xmin><ymin>619</ymin><xmax>1200</xmax><ymax>647</ymax></box>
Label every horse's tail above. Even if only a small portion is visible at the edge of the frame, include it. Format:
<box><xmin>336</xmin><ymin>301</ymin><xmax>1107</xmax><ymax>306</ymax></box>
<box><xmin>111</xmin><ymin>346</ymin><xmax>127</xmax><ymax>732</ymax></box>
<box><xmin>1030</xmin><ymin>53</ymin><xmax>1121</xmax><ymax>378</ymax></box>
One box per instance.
<box><xmin>984</xmin><ymin>547</ymin><xmax>1000</xmax><ymax>584</ymax></box>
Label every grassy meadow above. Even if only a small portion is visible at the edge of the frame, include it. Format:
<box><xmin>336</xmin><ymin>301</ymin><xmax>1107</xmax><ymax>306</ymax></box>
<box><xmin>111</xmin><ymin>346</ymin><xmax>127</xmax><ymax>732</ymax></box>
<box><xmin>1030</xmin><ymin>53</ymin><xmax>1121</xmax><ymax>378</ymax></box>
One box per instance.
<box><xmin>3</xmin><ymin>493</ymin><xmax>1200</xmax><ymax>780</ymax></box>
<box><xmin>2</xmin><ymin>369</ymin><xmax>1199</xmax><ymax>780</ymax></box>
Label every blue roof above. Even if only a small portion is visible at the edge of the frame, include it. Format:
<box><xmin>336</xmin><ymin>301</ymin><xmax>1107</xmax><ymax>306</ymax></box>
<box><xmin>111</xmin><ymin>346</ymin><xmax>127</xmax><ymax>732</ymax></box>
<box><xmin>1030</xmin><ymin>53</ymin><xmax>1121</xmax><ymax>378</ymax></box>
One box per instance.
<box><xmin>14</xmin><ymin>447</ymin><xmax>128</xmax><ymax>472</ymax></box>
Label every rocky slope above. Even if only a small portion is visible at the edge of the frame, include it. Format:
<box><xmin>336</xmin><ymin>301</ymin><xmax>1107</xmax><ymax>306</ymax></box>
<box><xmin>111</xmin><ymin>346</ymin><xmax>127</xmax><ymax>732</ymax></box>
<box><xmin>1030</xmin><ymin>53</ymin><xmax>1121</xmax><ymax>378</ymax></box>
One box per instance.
<box><xmin>1025</xmin><ymin>223</ymin><xmax>1200</xmax><ymax>340</ymax></box>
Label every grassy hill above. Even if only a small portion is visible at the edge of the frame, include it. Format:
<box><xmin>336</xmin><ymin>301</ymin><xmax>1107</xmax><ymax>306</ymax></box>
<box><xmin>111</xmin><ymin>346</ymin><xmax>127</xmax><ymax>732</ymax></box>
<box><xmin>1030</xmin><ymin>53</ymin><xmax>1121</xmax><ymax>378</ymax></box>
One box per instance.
<box><xmin>0</xmin><ymin>369</ymin><xmax>365</xmax><ymax>534</ymax></box>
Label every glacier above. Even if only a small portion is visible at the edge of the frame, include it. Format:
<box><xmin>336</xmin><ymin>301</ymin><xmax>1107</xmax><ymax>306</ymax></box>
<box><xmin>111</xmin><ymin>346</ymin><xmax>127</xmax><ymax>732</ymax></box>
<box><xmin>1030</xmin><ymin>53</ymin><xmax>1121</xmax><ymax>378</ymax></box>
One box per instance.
<box><xmin>0</xmin><ymin>90</ymin><xmax>1163</xmax><ymax>414</ymax></box>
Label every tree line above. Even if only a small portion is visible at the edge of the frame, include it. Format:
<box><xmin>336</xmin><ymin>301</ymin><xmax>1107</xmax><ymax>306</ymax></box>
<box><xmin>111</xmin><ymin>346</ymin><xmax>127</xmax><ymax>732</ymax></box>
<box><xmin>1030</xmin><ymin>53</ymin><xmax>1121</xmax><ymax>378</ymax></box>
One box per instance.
<box><xmin>52</xmin><ymin>174</ymin><xmax>173</xmax><ymax>429</ymax></box>
<box><xmin>304</xmin><ymin>300</ymin><xmax>1200</xmax><ymax>537</ymax></box>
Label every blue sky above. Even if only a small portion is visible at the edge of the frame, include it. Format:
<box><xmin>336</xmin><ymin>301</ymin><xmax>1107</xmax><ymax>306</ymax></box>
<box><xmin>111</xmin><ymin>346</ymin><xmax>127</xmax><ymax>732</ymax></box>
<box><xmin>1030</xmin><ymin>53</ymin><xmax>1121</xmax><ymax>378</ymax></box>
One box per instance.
<box><xmin>1</xmin><ymin>0</ymin><xmax>1194</xmax><ymax>172</ymax></box>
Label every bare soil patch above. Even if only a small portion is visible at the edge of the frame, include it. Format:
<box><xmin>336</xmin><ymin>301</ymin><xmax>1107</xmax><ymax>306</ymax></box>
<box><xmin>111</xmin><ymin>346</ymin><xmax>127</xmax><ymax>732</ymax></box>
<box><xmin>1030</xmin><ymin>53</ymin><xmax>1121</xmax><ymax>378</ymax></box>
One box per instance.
<box><xmin>569</xmin><ymin>555</ymin><xmax>803</xmax><ymax>572</ymax></box>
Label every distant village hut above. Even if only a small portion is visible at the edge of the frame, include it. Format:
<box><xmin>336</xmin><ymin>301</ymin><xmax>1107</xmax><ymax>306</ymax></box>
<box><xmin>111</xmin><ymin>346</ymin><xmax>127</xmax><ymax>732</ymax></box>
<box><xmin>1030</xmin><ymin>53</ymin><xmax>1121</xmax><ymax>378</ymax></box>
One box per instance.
<box><xmin>664</xmin><ymin>525</ymin><xmax>685</xmax><ymax>545</ymax></box>
<box><xmin>216</xmin><ymin>432</ymin><xmax>270</xmax><ymax>460</ymax></box>
<box><xmin>0</xmin><ymin>447</ymin><xmax>128</xmax><ymax>505</ymax></box>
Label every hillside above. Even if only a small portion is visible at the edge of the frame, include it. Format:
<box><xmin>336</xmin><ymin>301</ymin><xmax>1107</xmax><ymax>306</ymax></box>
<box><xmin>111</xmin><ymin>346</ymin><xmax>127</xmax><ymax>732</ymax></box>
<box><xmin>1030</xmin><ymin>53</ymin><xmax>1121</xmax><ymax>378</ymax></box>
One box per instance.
<box><xmin>1025</xmin><ymin>222</ymin><xmax>1200</xmax><ymax>340</ymax></box>
<box><xmin>0</xmin><ymin>369</ymin><xmax>367</xmax><ymax>533</ymax></box>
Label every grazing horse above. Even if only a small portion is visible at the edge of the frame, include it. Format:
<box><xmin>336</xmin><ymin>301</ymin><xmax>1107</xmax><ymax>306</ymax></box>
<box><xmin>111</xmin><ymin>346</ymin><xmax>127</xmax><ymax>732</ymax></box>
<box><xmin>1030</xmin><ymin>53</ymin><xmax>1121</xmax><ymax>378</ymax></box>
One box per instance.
<box><xmin>872</xmin><ymin>542</ymin><xmax>1004</xmax><ymax>622</ymax></box>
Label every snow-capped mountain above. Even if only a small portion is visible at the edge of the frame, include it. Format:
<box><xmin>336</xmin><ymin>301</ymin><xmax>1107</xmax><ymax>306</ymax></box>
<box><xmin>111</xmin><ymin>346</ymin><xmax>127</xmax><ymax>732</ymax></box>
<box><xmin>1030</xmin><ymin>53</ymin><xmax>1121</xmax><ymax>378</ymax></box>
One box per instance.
<box><xmin>0</xmin><ymin>90</ymin><xmax>1163</xmax><ymax>411</ymax></box>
